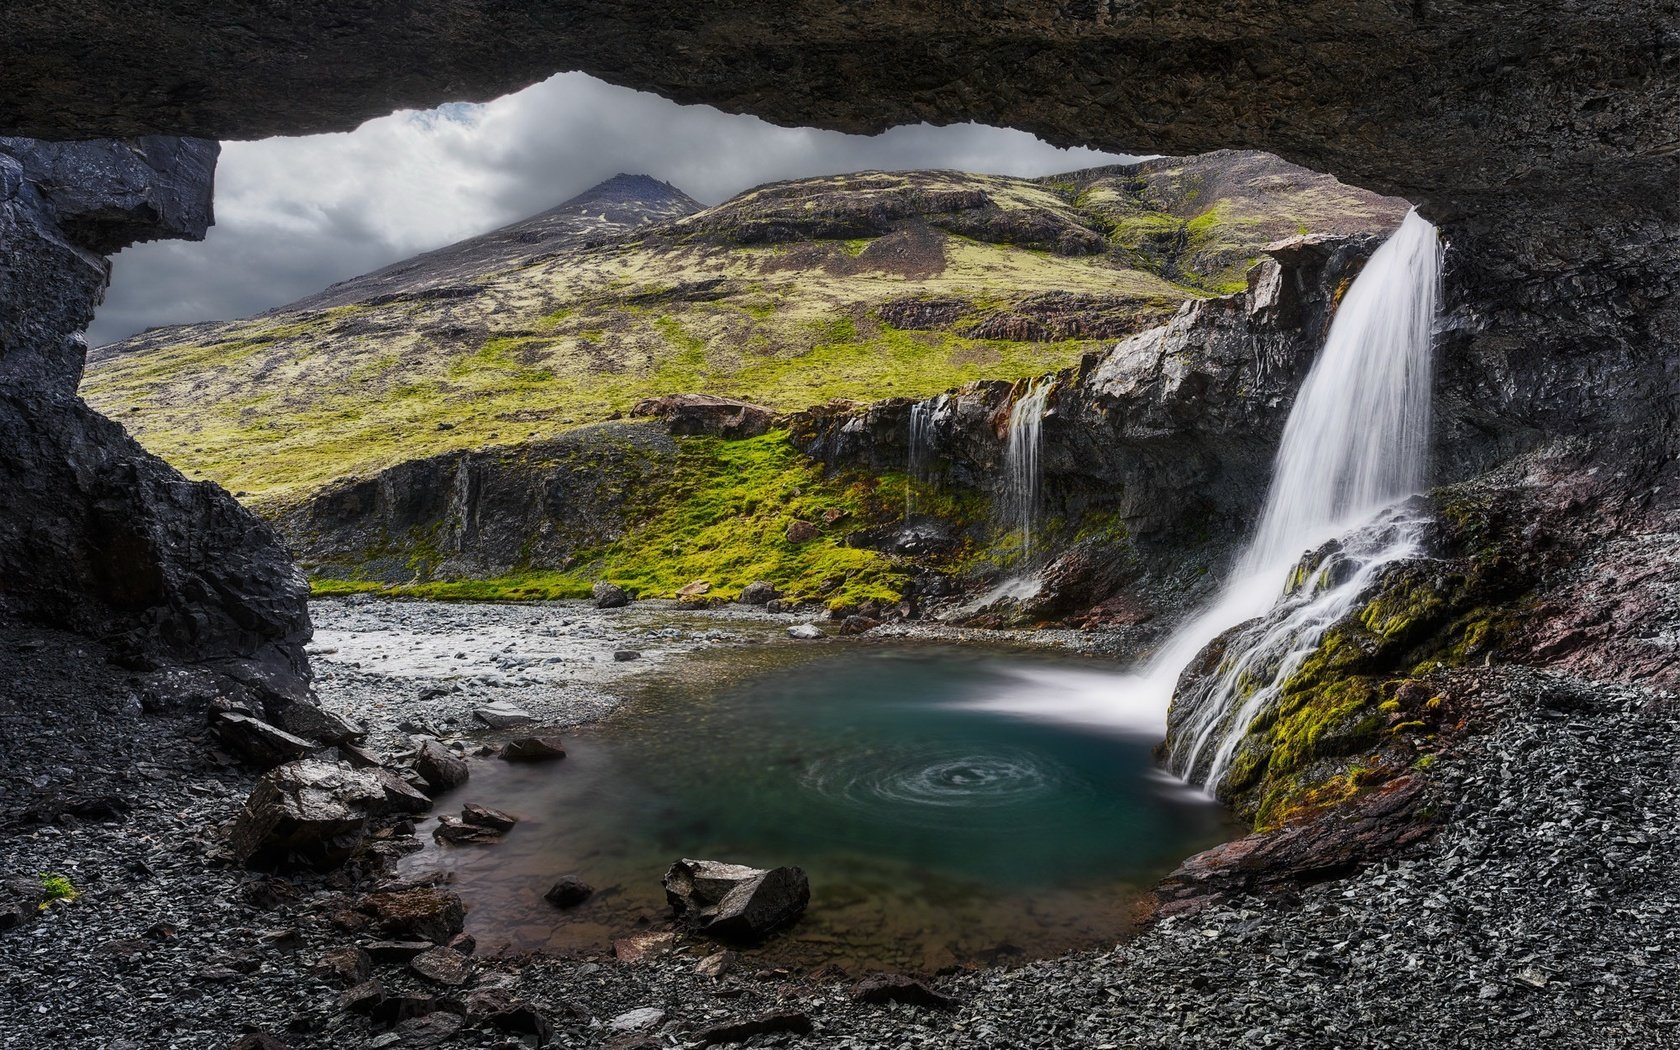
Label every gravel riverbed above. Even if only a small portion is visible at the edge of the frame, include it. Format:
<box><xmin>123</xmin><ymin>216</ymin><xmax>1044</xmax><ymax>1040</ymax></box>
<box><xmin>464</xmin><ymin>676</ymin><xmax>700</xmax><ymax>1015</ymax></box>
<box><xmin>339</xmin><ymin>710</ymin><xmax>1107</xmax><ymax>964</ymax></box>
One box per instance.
<box><xmin>1</xmin><ymin>599</ymin><xmax>1675</xmax><ymax>1049</ymax></box>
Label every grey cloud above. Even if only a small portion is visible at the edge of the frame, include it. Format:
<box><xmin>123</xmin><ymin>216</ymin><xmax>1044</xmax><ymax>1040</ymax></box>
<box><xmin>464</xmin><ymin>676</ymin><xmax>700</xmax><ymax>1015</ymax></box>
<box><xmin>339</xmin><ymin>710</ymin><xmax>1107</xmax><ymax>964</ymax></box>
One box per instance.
<box><xmin>90</xmin><ymin>73</ymin><xmax>1134</xmax><ymax>347</ymax></box>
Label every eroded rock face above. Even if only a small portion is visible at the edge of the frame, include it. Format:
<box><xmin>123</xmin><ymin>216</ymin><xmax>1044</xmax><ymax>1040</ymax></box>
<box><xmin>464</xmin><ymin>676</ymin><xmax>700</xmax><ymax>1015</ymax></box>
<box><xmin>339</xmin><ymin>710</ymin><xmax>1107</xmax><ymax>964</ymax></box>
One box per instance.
<box><xmin>0</xmin><ymin>137</ymin><xmax>314</xmax><ymax>717</ymax></box>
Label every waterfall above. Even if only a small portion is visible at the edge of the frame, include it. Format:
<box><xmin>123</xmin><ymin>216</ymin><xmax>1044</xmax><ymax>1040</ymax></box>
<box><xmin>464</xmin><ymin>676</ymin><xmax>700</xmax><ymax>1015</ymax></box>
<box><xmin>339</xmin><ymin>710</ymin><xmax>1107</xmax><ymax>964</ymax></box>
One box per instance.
<box><xmin>1002</xmin><ymin>378</ymin><xmax>1051</xmax><ymax>559</ymax></box>
<box><xmin>905</xmin><ymin>398</ymin><xmax>938</xmax><ymax>519</ymax></box>
<box><xmin>969</xmin><ymin>212</ymin><xmax>1443</xmax><ymax>780</ymax></box>
<box><xmin>1163</xmin><ymin>209</ymin><xmax>1443</xmax><ymax>786</ymax></box>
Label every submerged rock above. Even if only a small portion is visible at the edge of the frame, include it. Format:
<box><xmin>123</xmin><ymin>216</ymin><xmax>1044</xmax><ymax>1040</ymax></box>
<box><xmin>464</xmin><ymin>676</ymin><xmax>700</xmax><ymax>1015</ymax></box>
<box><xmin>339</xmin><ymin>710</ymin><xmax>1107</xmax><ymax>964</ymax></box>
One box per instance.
<box><xmin>544</xmin><ymin>875</ymin><xmax>594</xmax><ymax>908</ymax></box>
<box><xmin>433</xmin><ymin>814</ymin><xmax>501</xmax><ymax>845</ymax></box>
<box><xmin>662</xmin><ymin>858</ymin><xmax>810</xmax><ymax>943</ymax></box>
<box><xmin>499</xmin><ymin>736</ymin><xmax>566</xmax><ymax>762</ymax></box>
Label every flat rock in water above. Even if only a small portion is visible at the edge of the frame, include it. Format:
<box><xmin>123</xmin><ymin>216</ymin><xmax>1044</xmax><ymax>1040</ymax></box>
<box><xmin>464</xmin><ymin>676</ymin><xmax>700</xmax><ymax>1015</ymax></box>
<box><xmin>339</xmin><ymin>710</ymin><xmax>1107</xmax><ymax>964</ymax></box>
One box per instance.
<box><xmin>663</xmin><ymin>858</ymin><xmax>810</xmax><ymax>943</ymax></box>
<box><xmin>613</xmin><ymin>649</ymin><xmax>641</xmax><ymax>661</ymax></box>
<box><xmin>433</xmin><ymin>814</ymin><xmax>502</xmax><ymax>844</ymax></box>
<box><xmin>787</xmin><ymin>624</ymin><xmax>825</xmax><ymax>640</ymax></box>
<box><xmin>461</xmin><ymin>802</ymin><xmax>517</xmax><ymax>831</ymax></box>
<box><xmin>500</xmin><ymin>736</ymin><xmax>566</xmax><ymax>762</ymax></box>
<box><xmin>473</xmin><ymin>700</ymin><xmax>537</xmax><ymax>728</ymax></box>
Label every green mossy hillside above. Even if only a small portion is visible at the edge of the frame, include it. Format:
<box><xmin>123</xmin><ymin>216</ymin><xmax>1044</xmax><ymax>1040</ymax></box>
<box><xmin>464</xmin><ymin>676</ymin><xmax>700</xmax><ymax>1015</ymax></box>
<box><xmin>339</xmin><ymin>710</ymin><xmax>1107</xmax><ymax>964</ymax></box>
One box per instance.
<box><xmin>312</xmin><ymin>431</ymin><xmax>990</xmax><ymax>612</ymax></box>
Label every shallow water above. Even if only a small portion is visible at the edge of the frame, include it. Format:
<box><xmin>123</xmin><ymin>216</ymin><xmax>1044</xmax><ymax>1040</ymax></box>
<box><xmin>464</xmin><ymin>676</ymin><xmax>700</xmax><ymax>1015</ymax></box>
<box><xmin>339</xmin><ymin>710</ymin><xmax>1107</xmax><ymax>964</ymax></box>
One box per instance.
<box><xmin>406</xmin><ymin>642</ymin><xmax>1238</xmax><ymax>972</ymax></box>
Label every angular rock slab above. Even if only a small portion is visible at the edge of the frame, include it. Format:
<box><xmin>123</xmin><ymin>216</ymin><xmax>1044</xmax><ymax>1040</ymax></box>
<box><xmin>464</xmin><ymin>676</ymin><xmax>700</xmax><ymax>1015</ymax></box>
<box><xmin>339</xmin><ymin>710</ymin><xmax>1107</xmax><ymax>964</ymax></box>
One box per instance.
<box><xmin>228</xmin><ymin>759</ymin><xmax>388</xmax><ymax>869</ymax></box>
<box><xmin>663</xmin><ymin>858</ymin><xmax>809</xmax><ymax>943</ymax></box>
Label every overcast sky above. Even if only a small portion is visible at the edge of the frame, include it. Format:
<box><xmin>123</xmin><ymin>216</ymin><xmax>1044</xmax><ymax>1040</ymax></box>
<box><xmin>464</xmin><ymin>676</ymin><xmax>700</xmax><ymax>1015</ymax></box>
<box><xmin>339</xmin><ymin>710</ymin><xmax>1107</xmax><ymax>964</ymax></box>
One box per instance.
<box><xmin>89</xmin><ymin>72</ymin><xmax>1135</xmax><ymax>347</ymax></box>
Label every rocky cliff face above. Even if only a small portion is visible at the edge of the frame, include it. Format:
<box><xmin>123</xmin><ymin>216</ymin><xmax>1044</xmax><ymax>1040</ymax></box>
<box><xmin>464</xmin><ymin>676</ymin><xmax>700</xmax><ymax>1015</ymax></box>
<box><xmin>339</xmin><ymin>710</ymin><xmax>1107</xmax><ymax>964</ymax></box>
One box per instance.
<box><xmin>0</xmin><ymin>137</ymin><xmax>313</xmax><ymax>714</ymax></box>
<box><xmin>790</xmin><ymin>233</ymin><xmax>1386</xmax><ymax>626</ymax></box>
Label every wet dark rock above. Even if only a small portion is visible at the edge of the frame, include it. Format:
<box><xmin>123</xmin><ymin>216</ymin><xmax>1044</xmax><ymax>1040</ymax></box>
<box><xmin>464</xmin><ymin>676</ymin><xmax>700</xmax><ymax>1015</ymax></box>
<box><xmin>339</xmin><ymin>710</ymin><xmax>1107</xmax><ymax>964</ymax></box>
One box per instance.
<box><xmin>1157</xmin><ymin>776</ymin><xmax>1434</xmax><ymax>915</ymax></box>
<box><xmin>359</xmin><ymin>887</ymin><xmax>466</xmax><ymax>944</ymax></box>
<box><xmin>0</xmin><ymin>876</ymin><xmax>45</xmax><ymax>931</ymax></box>
<box><xmin>695</xmin><ymin>1011</ymin><xmax>814</xmax><ymax>1045</ymax></box>
<box><xmin>464</xmin><ymin>988</ymin><xmax>552</xmax><ymax>1045</ymax></box>
<box><xmin>209</xmin><ymin>712</ymin><xmax>317</xmax><ymax>769</ymax></box>
<box><xmin>663</xmin><ymin>858</ymin><xmax>810</xmax><ymax>943</ymax></box>
<box><xmin>432</xmin><ymin>814</ymin><xmax>501</xmax><ymax>845</ymax></box>
<box><xmin>838</xmin><ymin>615</ymin><xmax>881</xmax><ymax>636</ymax></box>
<box><xmin>592</xmin><ymin>581</ymin><xmax>630</xmax><ymax>609</ymax></box>
<box><xmin>340</xmin><ymin>980</ymin><xmax>386</xmax><ymax>1015</ymax></box>
<box><xmin>381</xmin><ymin>1012</ymin><xmax>462</xmax><ymax>1048</ymax></box>
<box><xmin>852</xmin><ymin>973</ymin><xmax>957</xmax><ymax>1011</ymax></box>
<box><xmin>408</xmin><ymin>945</ymin><xmax>473</xmax><ymax>987</ymax></box>
<box><xmin>312</xmin><ymin>945</ymin><xmax>372</xmax><ymax>986</ymax></box>
<box><xmin>228</xmin><ymin>759</ymin><xmax>388</xmax><ymax>870</ymax></box>
<box><xmin>630</xmin><ymin>393</ymin><xmax>774</xmax><ymax>439</ymax></box>
<box><xmin>361</xmin><ymin>941</ymin><xmax>436</xmax><ymax>964</ymax></box>
<box><xmin>411</xmin><ymin>740</ymin><xmax>468</xmax><ymax>794</ymax></box>
<box><xmin>370</xmin><ymin>768</ymin><xmax>432</xmax><ymax>815</ymax></box>
<box><xmin>736</xmin><ymin>581</ymin><xmax>778</xmax><ymax>605</ymax></box>
<box><xmin>612</xmin><ymin>649</ymin><xmax>641</xmax><ymax>662</ymax></box>
<box><xmin>460</xmin><ymin>803</ymin><xmax>517</xmax><ymax>832</ymax></box>
<box><xmin>544</xmin><ymin>875</ymin><xmax>594</xmax><ymax>909</ymax></box>
<box><xmin>499</xmin><ymin>737</ymin><xmax>566</xmax><ymax>762</ymax></box>
<box><xmin>694</xmin><ymin>950</ymin><xmax>738</xmax><ymax>979</ymax></box>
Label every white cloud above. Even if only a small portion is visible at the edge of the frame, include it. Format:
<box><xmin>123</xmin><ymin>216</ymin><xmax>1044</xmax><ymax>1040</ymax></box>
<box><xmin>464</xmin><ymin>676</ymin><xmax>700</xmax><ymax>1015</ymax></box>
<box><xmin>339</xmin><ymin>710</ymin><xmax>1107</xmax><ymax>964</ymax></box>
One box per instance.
<box><xmin>90</xmin><ymin>72</ymin><xmax>1134</xmax><ymax>346</ymax></box>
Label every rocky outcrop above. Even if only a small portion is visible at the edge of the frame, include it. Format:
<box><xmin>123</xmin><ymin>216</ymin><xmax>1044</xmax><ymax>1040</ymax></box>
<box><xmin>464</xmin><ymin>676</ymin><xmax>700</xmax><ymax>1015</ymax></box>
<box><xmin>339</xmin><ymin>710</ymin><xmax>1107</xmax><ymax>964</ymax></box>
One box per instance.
<box><xmin>0</xmin><ymin>137</ymin><xmax>316</xmax><ymax>725</ymax></box>
<box><xmin>279</xmin><ymin>421</ymin><xmax>679</xmax><ymax>582</ymax></box>
<box><xmin>630</xmin><ymin>393</ymin><xmax>775</xmax><ymax>439</ymax></box>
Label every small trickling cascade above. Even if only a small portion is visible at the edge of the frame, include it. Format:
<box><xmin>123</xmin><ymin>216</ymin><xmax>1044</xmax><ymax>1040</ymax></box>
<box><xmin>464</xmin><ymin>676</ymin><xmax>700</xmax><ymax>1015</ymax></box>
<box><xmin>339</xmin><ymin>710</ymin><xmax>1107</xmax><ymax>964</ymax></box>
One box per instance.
<box><xmin>1001</xmin><ymin>379</ymin><xmax>1052</xmax><ymax>559</ymax></box>
<box><xmin>1162</xmin><ymin>209</ymin><xmax>1444</xmax><ymax>788</ymax></box>
<box><xmin>905</xmin><ymin>398</ymin><xmax>939</xmax><ymax>519</ymax></box>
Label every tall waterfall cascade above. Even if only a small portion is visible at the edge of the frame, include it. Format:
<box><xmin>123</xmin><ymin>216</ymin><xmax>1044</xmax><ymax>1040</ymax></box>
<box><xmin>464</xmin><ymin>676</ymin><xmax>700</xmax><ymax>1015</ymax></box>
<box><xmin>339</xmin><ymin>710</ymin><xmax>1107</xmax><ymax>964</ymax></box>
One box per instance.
<box><xmin>963</xmin><ymin>212</ymin><xmax>1446</xmax><ymax>775</ymax></box>
<box><xmin>1163</xmin><ymin>208</ymin><xmax>1444</xmax><ymax>788</ymax></box>
<box><xmin>1001</xmin><ymin>379</ymin><xmax>1052</xmax><ymax>559</ymax></box>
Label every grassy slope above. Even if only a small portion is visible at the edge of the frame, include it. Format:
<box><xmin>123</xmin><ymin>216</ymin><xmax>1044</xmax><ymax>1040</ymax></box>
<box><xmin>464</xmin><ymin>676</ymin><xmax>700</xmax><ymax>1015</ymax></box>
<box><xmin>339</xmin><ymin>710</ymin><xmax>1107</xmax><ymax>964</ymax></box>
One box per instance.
<box><xmin>85</xmin><ymin>155</ymin><xmax>1404</xmax><ymax>512</ymax></box>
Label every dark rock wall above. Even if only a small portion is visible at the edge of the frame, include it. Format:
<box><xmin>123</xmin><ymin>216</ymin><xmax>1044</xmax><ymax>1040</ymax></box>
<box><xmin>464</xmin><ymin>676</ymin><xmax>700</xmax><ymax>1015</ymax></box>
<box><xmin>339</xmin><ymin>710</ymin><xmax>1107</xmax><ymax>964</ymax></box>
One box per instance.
<box><xmin>3</xmin><ymin>6</ymin><xmax>1673</xmax><ymax>470</ymax></box>
<box><xmin>0</xmin><ymin>137</ymin><xmax>311</xmax><ymax>696</ymax></box>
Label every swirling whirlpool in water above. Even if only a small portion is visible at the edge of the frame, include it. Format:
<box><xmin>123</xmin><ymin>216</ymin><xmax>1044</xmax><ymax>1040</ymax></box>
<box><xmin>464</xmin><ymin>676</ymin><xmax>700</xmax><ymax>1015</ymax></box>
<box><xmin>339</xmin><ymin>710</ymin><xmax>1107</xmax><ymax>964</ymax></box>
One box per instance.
<box><xmin>801</xmin><ymin>746</ymin><xmax>1091</xmax><ymax>827</ymax></box>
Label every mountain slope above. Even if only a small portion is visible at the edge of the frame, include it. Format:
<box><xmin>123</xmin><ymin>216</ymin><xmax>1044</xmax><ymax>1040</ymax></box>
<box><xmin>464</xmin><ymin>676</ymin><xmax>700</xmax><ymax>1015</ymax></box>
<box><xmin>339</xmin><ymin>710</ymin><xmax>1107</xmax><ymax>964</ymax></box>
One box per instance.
<box><xmin>83</xmin><ymin>151</ymin><xmax>1406</xmax><ymax>508</ymax></box>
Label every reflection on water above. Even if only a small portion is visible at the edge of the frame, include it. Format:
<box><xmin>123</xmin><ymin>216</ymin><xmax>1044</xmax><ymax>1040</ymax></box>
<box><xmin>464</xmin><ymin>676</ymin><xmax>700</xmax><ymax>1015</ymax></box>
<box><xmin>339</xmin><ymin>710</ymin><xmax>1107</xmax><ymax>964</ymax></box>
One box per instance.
<box><xmin>404</xmin><ymin>643</ymin><xmax>1238</xmax><ymax>972</ymax></box>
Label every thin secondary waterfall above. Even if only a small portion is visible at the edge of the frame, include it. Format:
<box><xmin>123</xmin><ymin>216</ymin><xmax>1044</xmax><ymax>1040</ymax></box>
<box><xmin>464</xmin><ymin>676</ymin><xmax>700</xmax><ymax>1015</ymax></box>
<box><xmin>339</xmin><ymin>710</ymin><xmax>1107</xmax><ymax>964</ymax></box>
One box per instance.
<box><xmin>905</xmin><ymin>398</ymin><xmax>938</xmax><ymax>519</ymax></box>
<box><xmin>1002</xmin><ymin>378</ymin><xmax>1051</xmax><ymax>559</ymax></box>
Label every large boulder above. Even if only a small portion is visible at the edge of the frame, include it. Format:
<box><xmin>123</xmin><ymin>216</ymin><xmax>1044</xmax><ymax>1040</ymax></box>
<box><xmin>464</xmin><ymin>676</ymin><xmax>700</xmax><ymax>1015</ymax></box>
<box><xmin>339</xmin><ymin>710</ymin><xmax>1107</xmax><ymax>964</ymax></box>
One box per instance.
<box><xmin>358</xmin><ymin>887</ymin><xmax>467</xmax><ymax>944</ymax></box>
<box><xmin>228</xmin><ymin>759</ymin><xmax>389</xmax><ymax>869</ymax></box>
<box><xmin>209</xmin><ymin>711</ymin><xmax>316</xmax><ymax>768</ymax></box>
<box><xmin>411</xmin><ymin>739</ymin><xmax>468</xmax><ymax>794</ymax></box>
<box><xmin>662</xmin><ymin>858</ymin><xmax>809</xmax><ymax>943</ymax></box>
<box><xmin>591</xmin><ymin>581</ymin><xmax>629</xmax><ymax>609</ymax></box>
